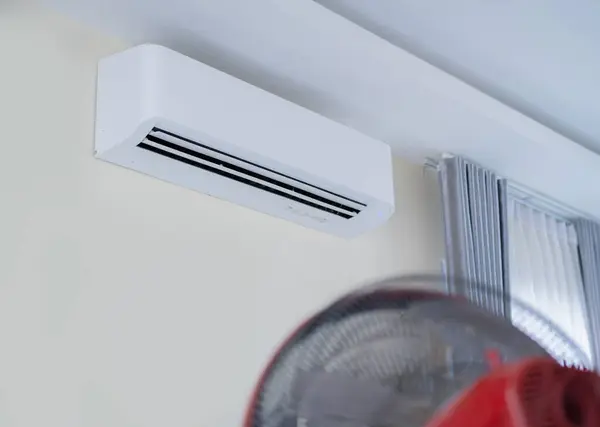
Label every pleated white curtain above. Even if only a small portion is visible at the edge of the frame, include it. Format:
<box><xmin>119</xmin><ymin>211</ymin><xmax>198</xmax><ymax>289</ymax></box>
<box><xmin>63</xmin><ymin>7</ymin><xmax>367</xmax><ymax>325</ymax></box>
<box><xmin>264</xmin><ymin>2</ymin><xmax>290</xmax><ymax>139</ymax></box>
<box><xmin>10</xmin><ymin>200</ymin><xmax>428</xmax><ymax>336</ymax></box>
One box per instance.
<box><xmin>508</xmin><ymin>199</ymin><xmax>593</xmax><ymax>365</ymax></box>
<box><xmin>438</xmin><ymin>156</ymin><xmax>509</xmax><ymax>317</ymax></box>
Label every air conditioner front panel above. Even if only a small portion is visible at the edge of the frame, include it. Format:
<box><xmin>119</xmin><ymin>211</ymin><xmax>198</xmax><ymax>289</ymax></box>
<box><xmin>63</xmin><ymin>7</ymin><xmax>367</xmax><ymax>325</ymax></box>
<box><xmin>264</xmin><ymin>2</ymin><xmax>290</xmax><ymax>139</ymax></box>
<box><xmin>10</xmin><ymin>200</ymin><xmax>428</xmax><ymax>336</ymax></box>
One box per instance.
<box><xmin>95</xmin><ymin>45</ymin><xmax>395</xmax><ymax>237</ymax></box>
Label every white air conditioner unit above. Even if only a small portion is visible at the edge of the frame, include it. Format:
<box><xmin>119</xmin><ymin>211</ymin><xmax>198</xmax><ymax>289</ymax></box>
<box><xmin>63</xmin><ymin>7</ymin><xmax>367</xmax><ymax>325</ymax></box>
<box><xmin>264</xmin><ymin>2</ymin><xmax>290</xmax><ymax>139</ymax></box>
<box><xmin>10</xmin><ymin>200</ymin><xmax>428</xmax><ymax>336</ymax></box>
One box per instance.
<box><xmin>95</xmin><ymin>44</ymin><xmax>394</xmax><ymax>237</ymax></box>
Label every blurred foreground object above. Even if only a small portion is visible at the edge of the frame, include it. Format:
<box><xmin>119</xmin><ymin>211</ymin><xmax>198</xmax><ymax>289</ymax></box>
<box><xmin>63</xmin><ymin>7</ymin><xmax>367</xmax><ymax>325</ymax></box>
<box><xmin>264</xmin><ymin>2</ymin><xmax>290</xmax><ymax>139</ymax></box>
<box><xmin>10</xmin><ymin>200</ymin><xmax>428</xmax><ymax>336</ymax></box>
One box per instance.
<box><xmin>244</xmin><ymin>275</ymin><xmax>599</xmax><ymax>427</ymax></box>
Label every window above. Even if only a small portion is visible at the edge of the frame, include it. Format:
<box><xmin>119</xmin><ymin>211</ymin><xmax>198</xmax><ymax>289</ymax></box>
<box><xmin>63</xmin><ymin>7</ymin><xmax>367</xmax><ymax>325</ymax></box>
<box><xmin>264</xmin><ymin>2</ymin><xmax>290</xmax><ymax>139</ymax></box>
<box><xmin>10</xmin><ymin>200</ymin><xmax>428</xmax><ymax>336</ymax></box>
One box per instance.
<box><xmin>507</xmin><ymin>193</ymin><xmax>593</xmax><ymax>364</ymax></box>
<box><xmin>437</xmin><ymin>155</ymin><xmax>596</xmax><ymax>366</ymax></box>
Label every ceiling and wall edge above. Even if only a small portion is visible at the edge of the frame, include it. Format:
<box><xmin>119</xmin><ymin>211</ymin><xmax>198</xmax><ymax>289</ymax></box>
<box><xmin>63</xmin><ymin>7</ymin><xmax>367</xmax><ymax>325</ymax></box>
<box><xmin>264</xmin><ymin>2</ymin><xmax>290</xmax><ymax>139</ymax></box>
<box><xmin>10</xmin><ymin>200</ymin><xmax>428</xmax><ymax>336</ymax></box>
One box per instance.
<box><xmin>42</xmin><ymin>0</ymin><xmax>600</xmax><ymax>221</ymax></box>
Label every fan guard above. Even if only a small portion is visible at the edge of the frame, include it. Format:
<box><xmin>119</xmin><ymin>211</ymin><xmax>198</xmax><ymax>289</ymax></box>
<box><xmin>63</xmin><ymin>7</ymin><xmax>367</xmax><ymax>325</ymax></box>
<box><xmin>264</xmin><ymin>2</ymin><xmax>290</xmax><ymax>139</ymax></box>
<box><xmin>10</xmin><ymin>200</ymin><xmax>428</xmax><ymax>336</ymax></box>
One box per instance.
<box><xmin>245</xmin><ymin>275</ymin><xmax>590</xmax><ymax>427</ymax></box>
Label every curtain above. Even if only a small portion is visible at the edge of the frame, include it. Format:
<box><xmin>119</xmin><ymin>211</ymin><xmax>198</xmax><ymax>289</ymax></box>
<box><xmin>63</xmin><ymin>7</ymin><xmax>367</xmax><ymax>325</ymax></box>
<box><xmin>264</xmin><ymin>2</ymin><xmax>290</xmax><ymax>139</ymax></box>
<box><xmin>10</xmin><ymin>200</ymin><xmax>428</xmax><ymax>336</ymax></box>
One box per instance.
<box><xmin>438</xmin><ymin>155</ymin><xmax>509</xmax><ymax>317</ymax></box>
<box><xmin>509</xmin><ymin>200</ymin><xmax>592</xmax><ymax>365</ymax></box>
<box><xmin>573</xmin><ymin>219</ymin><xmax>600</xmax><ymax>368</ymax></box>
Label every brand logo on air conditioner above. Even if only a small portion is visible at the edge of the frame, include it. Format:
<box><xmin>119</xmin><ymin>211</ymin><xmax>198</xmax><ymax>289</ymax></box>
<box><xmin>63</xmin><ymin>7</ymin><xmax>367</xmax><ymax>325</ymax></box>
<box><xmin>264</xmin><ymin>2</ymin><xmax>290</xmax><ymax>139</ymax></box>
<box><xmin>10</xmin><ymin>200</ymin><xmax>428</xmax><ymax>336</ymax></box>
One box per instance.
<box><xmin>286</xmin><ymin>205</ymin><xmax>328</xmax><ymax>223</ymax></box>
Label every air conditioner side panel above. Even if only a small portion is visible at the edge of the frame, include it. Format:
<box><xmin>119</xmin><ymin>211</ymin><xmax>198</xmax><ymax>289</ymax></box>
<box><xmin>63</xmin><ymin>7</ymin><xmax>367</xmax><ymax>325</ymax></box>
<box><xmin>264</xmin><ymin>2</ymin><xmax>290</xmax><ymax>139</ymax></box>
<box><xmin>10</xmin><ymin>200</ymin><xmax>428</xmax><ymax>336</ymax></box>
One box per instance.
<box><xmin>95</xmin><ymin>46</ymin><xmax>157</xmax><ymax>156</ymax></box>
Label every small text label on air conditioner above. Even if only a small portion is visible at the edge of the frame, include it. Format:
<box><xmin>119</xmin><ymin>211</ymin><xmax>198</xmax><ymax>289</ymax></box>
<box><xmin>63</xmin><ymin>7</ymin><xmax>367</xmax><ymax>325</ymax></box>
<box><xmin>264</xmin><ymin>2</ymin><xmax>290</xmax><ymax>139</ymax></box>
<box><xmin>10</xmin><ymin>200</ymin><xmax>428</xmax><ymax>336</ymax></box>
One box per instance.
<box><xmin>286</xmin><ymin>205</ymin><xmax>328</xmax><ymax>223</ymax></box>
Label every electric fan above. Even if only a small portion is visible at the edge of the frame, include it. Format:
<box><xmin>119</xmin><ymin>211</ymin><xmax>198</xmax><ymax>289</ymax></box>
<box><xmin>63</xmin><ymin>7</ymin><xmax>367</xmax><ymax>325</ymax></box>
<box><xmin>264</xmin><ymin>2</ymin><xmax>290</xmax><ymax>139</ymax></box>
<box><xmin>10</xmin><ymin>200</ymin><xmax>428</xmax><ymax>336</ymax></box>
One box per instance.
<box><xmin>244</xmin><ymin>275</ymin><xmax>599</xmax><ymax>427</ymax></box>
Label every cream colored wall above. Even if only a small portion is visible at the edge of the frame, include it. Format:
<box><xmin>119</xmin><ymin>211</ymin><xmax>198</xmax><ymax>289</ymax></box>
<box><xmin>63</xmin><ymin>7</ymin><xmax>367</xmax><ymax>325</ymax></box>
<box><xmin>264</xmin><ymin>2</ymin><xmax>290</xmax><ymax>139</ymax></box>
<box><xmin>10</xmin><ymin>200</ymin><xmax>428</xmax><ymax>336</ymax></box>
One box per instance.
<box><xmin>0</xmin><ymin>3</ymin><xmax>444</xmax><ymax>426</ymax></box>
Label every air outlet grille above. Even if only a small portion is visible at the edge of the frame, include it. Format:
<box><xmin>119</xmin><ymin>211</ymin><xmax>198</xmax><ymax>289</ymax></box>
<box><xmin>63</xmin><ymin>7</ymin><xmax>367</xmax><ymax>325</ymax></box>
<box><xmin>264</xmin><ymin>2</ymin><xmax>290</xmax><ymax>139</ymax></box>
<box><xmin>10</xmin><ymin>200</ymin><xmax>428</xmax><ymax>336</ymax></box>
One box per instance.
<box><xmin>138</xmin><ymin>128</ymin><xmax>366</xmax><ymax>219</ymax></box>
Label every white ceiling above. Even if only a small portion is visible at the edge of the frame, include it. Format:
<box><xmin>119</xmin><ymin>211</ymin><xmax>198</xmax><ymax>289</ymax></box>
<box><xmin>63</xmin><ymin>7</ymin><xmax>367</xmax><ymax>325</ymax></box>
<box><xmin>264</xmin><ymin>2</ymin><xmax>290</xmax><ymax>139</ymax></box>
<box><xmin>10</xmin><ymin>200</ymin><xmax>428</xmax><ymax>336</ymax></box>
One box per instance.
<box><xmin>42</xmin><ymin>0</ymin><xmax>600</xmax><ymax>219</ymax></box>
<box><xmin>319</xmin><ymin>0</ymin><xmax>600</xmax><ymax>154</ymax></box>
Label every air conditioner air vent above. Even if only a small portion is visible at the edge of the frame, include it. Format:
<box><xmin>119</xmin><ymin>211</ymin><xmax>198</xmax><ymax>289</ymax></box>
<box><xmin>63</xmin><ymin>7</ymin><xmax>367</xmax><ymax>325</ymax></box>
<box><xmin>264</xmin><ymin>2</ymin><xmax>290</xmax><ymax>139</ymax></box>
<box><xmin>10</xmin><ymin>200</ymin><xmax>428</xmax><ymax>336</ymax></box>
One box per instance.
<box><xmin>138</xmin><ymin>128</ymin><xmax>366</xmax><ymax>219</ymax></box>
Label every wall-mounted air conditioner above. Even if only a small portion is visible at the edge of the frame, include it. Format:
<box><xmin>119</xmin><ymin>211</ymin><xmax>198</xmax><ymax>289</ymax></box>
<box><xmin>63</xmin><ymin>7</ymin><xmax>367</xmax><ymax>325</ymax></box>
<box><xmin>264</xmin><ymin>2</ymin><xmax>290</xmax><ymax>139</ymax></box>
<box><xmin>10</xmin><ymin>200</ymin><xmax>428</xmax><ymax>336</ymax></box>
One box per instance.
<box><xmin>95</xmin><ymin>44</ymin><xmax>394</xmax><ymax>237</ymax></box>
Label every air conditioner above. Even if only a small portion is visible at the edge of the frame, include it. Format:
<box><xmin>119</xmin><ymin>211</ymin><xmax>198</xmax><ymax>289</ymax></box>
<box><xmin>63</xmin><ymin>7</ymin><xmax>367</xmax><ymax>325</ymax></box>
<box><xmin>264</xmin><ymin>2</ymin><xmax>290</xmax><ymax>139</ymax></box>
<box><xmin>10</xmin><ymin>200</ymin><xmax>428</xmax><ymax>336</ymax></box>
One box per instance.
<box><xmin>95</xmin><ymin>44</ymin><xmax>394</xmax><ymax>237</ymax></box>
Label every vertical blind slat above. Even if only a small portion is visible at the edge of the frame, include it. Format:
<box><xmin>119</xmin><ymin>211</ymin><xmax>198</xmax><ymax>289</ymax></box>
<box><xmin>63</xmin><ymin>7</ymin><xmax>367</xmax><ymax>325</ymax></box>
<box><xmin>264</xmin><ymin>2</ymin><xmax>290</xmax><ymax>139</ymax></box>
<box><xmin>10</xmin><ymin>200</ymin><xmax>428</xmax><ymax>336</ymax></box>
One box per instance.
<box><xmin>498</xmin><ymin>180</ymin><xmax>511</xmax><ymax>316</ymax></box>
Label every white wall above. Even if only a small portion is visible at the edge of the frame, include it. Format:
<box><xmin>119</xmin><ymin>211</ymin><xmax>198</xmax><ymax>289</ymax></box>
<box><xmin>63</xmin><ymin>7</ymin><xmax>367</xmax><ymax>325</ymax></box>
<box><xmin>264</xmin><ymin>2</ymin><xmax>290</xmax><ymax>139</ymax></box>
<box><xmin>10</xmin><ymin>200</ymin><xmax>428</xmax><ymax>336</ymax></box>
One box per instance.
<box><xmin>0</xmin><ymin>3</ymin><xmax>444</xmax><ymax>426</ymax></box>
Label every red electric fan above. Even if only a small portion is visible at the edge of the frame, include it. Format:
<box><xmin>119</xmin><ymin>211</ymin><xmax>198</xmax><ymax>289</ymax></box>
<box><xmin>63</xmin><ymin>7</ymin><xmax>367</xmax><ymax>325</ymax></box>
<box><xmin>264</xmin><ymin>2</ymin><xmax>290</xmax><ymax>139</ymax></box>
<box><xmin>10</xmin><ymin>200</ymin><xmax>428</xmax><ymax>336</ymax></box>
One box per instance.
<box><xmin>244</xmin><ymin>275</ymin><xmax>599</xmax><ymax>427</ymax></box>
